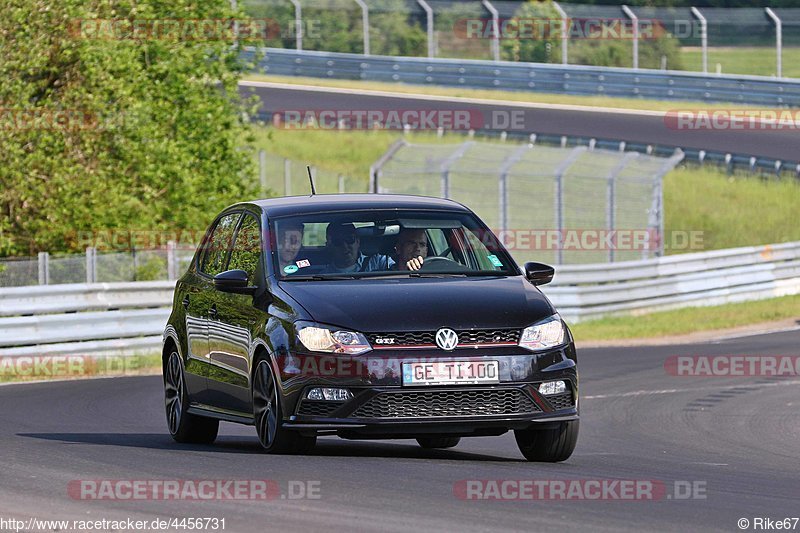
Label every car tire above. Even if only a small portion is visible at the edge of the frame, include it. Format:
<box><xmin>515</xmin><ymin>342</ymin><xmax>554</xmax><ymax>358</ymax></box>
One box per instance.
<box><xmin>416</xmin><ymin>437</ymin><xmax>461</xmax><ymax>449</ymax></box>
<box><xmin>514</xmin><ymin>420</ymin><xmax>578</xmax><ymax>462</ymax></box>
<box><xmin>164</xmin><ymin>351</ymin><xmax>219</xmax><ymax>444</ymax></box>
<box><xmin>252</xmin><ymin>359</ymin><xmax>316</xmax><ymax>454</ymax></box>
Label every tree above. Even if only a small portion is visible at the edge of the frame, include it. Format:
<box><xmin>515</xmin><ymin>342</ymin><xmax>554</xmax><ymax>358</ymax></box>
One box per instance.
<box><xmin>0</xmin><ymin>0</ymin><xmax>260</xmax><ymax>256</ymax></box>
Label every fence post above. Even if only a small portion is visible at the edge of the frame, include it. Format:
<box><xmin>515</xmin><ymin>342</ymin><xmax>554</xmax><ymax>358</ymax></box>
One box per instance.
<box><xmin>284</xmin><ymin>158</ymin><xmax>291</xmax><ymax>196</ymax></box>
<box><xmin>85</xmin><ymin>247</ymin><xmax>96</xmax><ymax>283</ymax></box>
<box><xmin>690</xmin><ymin>7</ymin><xmax>707</xmax><ymax>74</ymax></box>
<box><xmin>38</xmin><ymin>252</ymin><xmax>49</xmax><ymax>285</ymax></box>
<box><xmin>606</xmin><ymin>152</ymin><xmax>639</xmax><ymax>262</ymax></box>
<box><xmin>481</xmin><ymin>0</ymin><xmax>500</xmax><ymax>62</ymax></box>
<box><xmin>621</xmin><ymin>5</ymin><xmax>638</xmax><ymax>69</ymax></box>
<box><xmin>553</xmin><ymin>1</ymin><xmax>568</xmax><ymax>65</ymax></box>
<box><xmin>766</xmin><ymin>8</ymin><xmax>782</xmax><ymax>78</ymax></box>
<box><xmin>553</xmin><ymin>147</ymin><xmax>586</xmax><ymax>265</ymax></box>
<box><xmin>354</xmin><ymin>0</ymin><xmax>370</xmax><ymax>55</ymax></box>
<box><xmin>416</xmin><ymin>0</ymin><xmax>435</xmax><ymax>58</ymax></box>
<box><xmin>167</xmin><ymin>241</ymin><xmax>177</xmax><ymax>281</ymax></box>
<box><xmin>498</xmin><ymin>144</ymin><xmax>531</xmax><ymax>233</ymax></box>
<box><xmin>289</xmin><ymin>0</ymin><xmax>303</xmax><ymax>51</ymax></box>
<box><xmin>440</xmin><ymin>141</ymin><xmax>474</xmax><ymax>199</ymax></box>
<box><xmin>259</xmin><ymin>149</ymin><xmax>267</xmax><ymax>196</ymax></box>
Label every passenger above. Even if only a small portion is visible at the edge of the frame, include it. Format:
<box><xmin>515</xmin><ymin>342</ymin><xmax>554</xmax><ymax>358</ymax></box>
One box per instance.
<box><xmin>276</xmin><ymin>221</ymin><xmax>304</xmax><ymax>271</ymax></box>
<box><xmin>325</xmin><ymin>223</ymin><xmax>393</xmax><ymax>273</ymax></box>
<box><xmin>393</xmin><ymin>228</ymin><xmax>428</xmax><ymax>271</ymax></box>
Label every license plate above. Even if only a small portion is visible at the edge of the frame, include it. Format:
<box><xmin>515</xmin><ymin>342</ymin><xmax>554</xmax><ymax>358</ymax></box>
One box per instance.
<box><xmin>402</xmin><ymin>361</ymin><xmax>500</xmax><ymax>386</ymax></box>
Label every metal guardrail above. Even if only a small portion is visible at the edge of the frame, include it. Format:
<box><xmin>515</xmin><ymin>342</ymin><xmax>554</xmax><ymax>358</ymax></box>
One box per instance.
<box><xmin>245</xmin><ymin>48</ymin><xmax>800</xmax><ymax>106</ymax></box>
<box><xmin>2</xmin><ymin>242</ymin><xmax>799</xmax><ymax>356</ymax></box>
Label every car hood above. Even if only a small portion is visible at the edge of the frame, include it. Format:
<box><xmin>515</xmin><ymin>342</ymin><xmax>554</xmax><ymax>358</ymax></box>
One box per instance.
<box><xmin>277</xmin><ymin>275</ymin><xmax>555</xmax><ymax>331</ymax></box>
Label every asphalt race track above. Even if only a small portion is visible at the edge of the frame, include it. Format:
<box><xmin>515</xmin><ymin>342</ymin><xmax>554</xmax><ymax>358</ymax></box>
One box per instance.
<box><xmin>2</xmin><ymin>329</ymin><xmax>798</xmax><ymax>532</ymax></box>
<box><xmin>240</xmin><ymin>82</ymin><xmax>800</xmax><ymax>162</ymax></box>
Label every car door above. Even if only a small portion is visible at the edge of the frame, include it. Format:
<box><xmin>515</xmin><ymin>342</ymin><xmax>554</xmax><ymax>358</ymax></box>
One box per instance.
<box><xmin>191</xmin><ymin>211</ymin><xmax>242</xmax><ymax>403</ymax></box>
<box><xmin>205</xmin><ymin>211</ymin><xmax>267</xmax><ymax>414</ymax></box>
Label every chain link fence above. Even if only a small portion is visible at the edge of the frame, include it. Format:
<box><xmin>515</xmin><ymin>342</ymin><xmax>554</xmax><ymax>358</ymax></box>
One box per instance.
<box><xmin>372</xmin><ymin>139</ymin><xmax>682</xmax><ymax>264</ymax></box>
<box><xmin>241</xmin><ymin>0</ymin><xmax>800</xmax><ymax>77</ymax></box>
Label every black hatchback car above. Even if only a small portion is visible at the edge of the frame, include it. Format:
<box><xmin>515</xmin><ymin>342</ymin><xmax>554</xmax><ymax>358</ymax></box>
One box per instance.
<box><xmin>162</xmin><ymin>194</ymin><xmax>579</xmax><ymax>462</ymax></box>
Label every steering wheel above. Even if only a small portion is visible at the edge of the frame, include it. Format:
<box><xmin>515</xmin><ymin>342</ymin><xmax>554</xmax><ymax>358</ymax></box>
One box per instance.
<box><xmin>418</xmin><ymin>256</ymin><xmax>468</xmax><ymax>272</ymax></box>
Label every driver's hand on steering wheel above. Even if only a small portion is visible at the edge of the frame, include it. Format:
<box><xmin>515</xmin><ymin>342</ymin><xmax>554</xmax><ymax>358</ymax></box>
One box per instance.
<box><xmin>406</xmin><ymin>256</ymin><xmax>424</xmax><ymax>271</ymax></box>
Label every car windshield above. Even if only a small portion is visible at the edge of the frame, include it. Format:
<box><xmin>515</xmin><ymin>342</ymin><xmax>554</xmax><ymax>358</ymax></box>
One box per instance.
<box><xmin>270</xmin><ymin>209</ymin><xmax>519</xmax><ymax>280</ymax></box>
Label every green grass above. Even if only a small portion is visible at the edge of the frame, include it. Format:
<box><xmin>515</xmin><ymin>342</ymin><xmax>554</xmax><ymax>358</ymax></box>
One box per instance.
<box><xmin>571</xmin><ymin>294</ymin><xmax>800</xmax><ymax>341</ymax></box>
<box><xmin>681</xmin><ymin>47</ymin><xmax>800</xmax><ymax>79</ymax></box>
<box><xmin>244</xmin><ymin>74</ymin><xmax>773</xmax><ymax>113</ymax></box>
<box><xmin>664</xmin><ymin>166</ymin><xmax>800</xmax><ymax>252</ymax></box>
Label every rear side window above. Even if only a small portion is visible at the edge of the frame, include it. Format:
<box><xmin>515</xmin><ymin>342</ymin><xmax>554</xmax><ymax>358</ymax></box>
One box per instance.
<box><xmin>199</xmin><ymin>213</ymin><xmax>241</xmax><ymax>276</ymax></box>
<box><xmin>228</xmin><ymin>214</ymin><xmax>262</xmax><ymax>282</ymax></box>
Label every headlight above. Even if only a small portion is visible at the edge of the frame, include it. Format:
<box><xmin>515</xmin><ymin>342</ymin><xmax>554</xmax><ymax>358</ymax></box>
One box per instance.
<box><xmin>296</xmin><ymin>322</ymin><xmax>372</xmax><ymax>355</ymax></box>
<box><xmin>519</xmin><ymin>314</ymin><xmax>565</xmax><ymax>352</ymax></box>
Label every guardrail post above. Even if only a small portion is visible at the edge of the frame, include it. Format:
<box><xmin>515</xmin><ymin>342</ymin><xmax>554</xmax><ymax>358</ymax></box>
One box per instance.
<box><xmin>258</xmin><ymin>149</ymin><xmax>267</xmax><ymax>196</ymax></box>
<box><xmin>553</xmin><ymin>1</ymin><xmax>568</xmax><ymax>65</ymax></box>
<box><xmin>283</xmin><ymin>158</ymin><xmax>291</xmax><ymax>196</ymax></box>
<box><xmin>482</xmin><ymin>0</ymin><xmax>500</xmax><ymax>62</ymax></box>
<box><xmin>338</xmin><ymin>174</ymin><xmax>345</xmax><ymax>193</ymax></box>
<box><xmin>416</xmin><ymin>0</ymin><xmax>435</xmax><ymax>58</ymax></box>
<box><xmin>690</xmin><ymin>7</ymin><xmax>707</xmax><ymax>74</ymax></box>
<box><xmin>85</xmin><ymin>247</ymin><xmax>97</xmax><ymax>284</ymax></box>
<box><xmin>38</xmin><ymin>252</ymin><xmax>49</xmax><ymax>285</ymax></box>
<box><xmin>167</xmin><ymin>241</ymin><xmax>177</xmax><ymax>281</ymax></box>
<box><xmin>766</xmin><ymin>8</ymin><xmax>782</xmax><ymax>78</ymax></box>
<box><xmin>622</xmin><ymin>5</ymin><xmax>638</xmax><ymax>69</ymax></box>
<box><xmin>354</xmin><ymin>0</ymin><xmax>370</xmax><ymax>55</ymax></box>
<box><xmin>289</xmin><ymin>0</ymin><xmax>303</xmax><ymax>51</ymax></box>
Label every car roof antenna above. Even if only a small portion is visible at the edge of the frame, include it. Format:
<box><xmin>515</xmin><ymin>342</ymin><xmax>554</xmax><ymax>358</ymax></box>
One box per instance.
<box><xmin>306</xmin><ymin>165</ymin><xmax>316</xmax><ymax>196</ymax></box>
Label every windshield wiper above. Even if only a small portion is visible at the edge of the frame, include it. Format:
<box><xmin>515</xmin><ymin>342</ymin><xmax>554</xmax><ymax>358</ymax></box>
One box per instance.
<box><xmin>281</xmin><ymin>274</ymin><xmax>359</xmax><ymax>281</ymax></box>
<box><xmin>408</xmin><ymin>272</ymin><xmax>468</xmax><ymax>278</ymax></box>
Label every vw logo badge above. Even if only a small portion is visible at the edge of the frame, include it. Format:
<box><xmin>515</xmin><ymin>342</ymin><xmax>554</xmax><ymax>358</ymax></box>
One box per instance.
<box><xmin>435</xmin><ymin>328</ymin><xmax>459</xmax><ymax>351</ymax></box>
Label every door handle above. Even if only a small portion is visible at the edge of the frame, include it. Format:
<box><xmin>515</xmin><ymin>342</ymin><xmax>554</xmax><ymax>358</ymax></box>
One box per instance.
<box><xmin>182</xmin><ymin>296</ymin><xmax>190</xmax><ymax>309</ymax></box>
<box><xmin>209</xmin><ymin>304</ymin><xmax>218</xmax><ymax>319</ymax></box>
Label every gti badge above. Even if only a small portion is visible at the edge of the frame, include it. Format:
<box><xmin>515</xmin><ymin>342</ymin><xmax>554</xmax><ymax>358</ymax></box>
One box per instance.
<box><xmin>435</xmin><ymin>328</ymin><xmax>459</xmax><ymax>351</ymax></box>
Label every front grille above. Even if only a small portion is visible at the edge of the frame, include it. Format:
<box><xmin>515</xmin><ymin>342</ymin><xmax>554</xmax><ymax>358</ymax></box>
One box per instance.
<box><xmin>546</xmin><ymin>391</ymin><xmax>574</xmax><ymax>410</ymax></box>
<box><xmin>367</xmin><ymin>329</ymin><xmax>519</xmax><ymax>347</ymax></box>
<box><xmin>350</xmin><ymin>388</ymin><xmax>540</xmax><ymax>418</ymax></box>
<box><xmin>296</xmin><ymin>400</ymin><xmax>342</xmax><ymax>417</ymax></box>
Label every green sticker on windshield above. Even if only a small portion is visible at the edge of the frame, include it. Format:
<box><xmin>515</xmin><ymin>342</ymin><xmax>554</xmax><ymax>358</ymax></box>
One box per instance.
<box><xmin>487</xmin><ymin>254</ymin><xmax>503</xmax><ymax>267</ymax></box>
<box><xmin>283</xmin><ymin>265</ymin><xmax>299</xmax><ymax>274</ymax></box>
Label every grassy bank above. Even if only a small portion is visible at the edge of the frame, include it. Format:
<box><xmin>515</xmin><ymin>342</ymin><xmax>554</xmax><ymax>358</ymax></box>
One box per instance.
<box><xmin>571</xmin><ymin>294</ymin><xmax>800</xmax><ymax>341</ymax></box>
<box><xmin>0</xmin><ymin>354</ymin><xmax>162</xmax><ymax>384</ymax></box>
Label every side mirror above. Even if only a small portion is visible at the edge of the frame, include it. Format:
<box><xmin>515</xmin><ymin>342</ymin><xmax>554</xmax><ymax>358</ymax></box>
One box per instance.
<box><xmin>213</xmin><ymin>269</ymin><xmax>257</xmax><ymax>295</ymax></box>
<box><xmin>523</xmin><ymin>262</ymin><xmax>554</xmax><ymax>285</ymax></box>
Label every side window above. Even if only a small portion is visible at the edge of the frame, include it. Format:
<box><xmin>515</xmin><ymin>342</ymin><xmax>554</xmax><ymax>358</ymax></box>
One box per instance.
<box><xmin>229</xmin><ymin>214</ymin><xmax>262</xmax><ymax>282</ymax></box>
<box><xmin>199</xmin><ymin>213</ymin><xmax>241</xmax><ymax>276</ymax></box>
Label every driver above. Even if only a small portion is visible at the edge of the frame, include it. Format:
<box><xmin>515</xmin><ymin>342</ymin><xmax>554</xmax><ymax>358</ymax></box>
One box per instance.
<box><xmin>393</xmin><ymin>228</ymin><xmax>428</xmax><ymax>271</ymax></box>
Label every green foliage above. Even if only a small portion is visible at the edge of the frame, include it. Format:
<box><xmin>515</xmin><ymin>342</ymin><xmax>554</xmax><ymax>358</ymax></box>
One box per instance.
<box><xmin>0</xmin><ymin>0</ymin><xmax>260</xmax><ymax>256</ymax></box>
<box><xmin>500</xmin><ymin>0</ymin><xmax>562</xmax><ymax>63</ymax></box>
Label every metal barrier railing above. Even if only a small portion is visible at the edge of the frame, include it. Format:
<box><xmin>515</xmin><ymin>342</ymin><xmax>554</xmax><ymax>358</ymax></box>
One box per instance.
<box><xmin>1</xmin><ymin>240</ymin><xmax>798</xmax><ymax>356</ymax></box>
<box><xmin>245</xmin><ymin>47</ymin><xmax>800</xmax><ymax>106</ymax></box>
